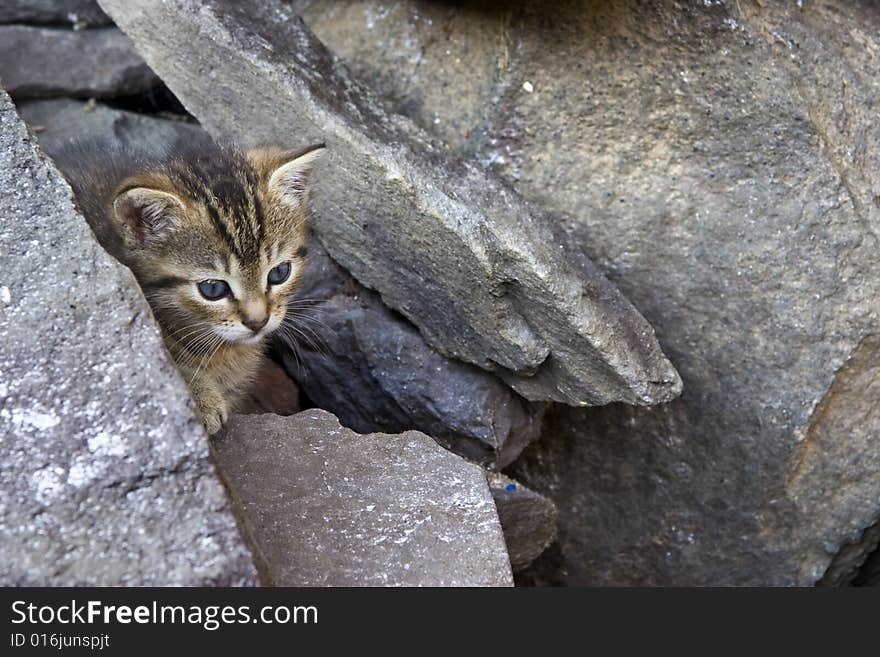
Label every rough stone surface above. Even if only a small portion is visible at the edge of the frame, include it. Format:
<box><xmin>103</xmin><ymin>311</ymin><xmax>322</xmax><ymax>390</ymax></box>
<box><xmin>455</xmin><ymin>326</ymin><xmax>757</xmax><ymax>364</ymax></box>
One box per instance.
<box><xmin>281</xmin><ymin>241</ymin><xmax>544</xmax><ymax>468</ymax></box>
<box><xmin>0</xmin><ymin>0</ymin><xmax>110</xmax><ymax>27</ymax></box>
<box><xmin>820</xmin><ymin>520</ymin><xmax>880</xmax><ymax>586</ymax></box>
<box><xmin>17</xmin><ymin>98</ymin><xmax>203</xmax><ymax>158</ymax></box>
<box><xmin>854</xmin><ymin>541</ymin><xmax>880</xmax><ymax>587</ymax></box>
<box><xmin>98</xmin><ymin>0</ymin><xmax>682</xmax><ymax>407</ymax></box>
<box><xmin>0</xmin><ymin>89</ymin><xmax>256</xmax><ymax>586</ymax></box>
<box><xmin>0</xmin><ymin>25</ymin><xmax>159</xmax><ymax>100</ymax></box>
<box><xmin>487</xmin><ymin>473</ymin><xmax>556</xmax><ymax>572</ymax></box>
<box><xmin>212</xmin><ymin>410</ymin><xmax>513</xmax><ymax>586</ymax></box>
<box><xmin>297</xmin><ymin>0</ymin><xmax>880</xmax><ymax>585</ymax></box>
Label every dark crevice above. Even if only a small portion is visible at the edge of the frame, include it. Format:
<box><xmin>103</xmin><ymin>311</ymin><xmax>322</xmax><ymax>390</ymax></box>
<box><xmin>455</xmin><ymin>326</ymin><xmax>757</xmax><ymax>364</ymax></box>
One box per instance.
<box><xmin>99</xmin><ymin>84</ymin><xmax>193</xmax><ymax>118</ymax></box>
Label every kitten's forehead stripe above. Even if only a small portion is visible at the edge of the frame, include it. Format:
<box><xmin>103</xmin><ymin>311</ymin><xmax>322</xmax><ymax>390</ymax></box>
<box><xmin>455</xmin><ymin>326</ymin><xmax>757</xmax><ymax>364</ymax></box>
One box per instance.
<box><xmin>205</xmin><ymin>201</ymin><xmax>243</xmax><ymax>260</ymax></box>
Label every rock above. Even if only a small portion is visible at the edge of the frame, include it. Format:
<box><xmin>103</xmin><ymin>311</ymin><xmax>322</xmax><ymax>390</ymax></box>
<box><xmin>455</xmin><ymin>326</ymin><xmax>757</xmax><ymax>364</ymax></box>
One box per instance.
<box><xmin>212</xmin><ymin>410</ymin><xmax>514</xmax><ymax>586</ymax></box>
<box><xmin>487</xmin><ymin>473</ymin><xmax>556</xmax><ymax>572</ymax></box>
<box><xmin>298</xmin><ymin>0</ymin><xmax>880</xmax><ymax>585</ymax></box>
<box><xmin>0</xmin><ymin>25</ymin><xmax>159</xmax><ymax>100</ymax></box>
<box><xmin>281</xmin><ymin>242</ymin><xmax>544</xmax><ymax>469</ymax></box>
<box><xmin>820</xmin><ymin>521</ymin><xmax>880</xmax><ymax>586</ymax></box>
<box><xmin>0</xmin><ymin>0</ymin><xmax>110</xmax><ymax>27</ymax></box>
<box><xmin>0</xmin><ymin>89</ymin><xmax>256</xmax><ymax>585</ymax></box>
<box><xmin>239</xmin><ymin>358</ymin><xmax>300</xmax><ymax>416</ymax></box>
<box><xmin>17</xmin><ymin>98</ymin><xmax>204</xmax><ymax>158</ymax></box>
<box><xmin>97</xmin><ymin>0</ymin><xmax>682</xmax><ymax>408</ymax></box>
<box><xmin>854</xmin><ymin>544</ymin><xmax>880</xmax><ymax>587</ymax></box>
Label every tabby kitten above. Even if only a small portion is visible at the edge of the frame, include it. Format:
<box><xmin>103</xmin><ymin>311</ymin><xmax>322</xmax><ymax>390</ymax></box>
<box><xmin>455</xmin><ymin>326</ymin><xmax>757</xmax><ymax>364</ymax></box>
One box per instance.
<box><xmin>55</xmin><ymin>138</ymin><xmax>325</xmax><ymax>434</ymax></box>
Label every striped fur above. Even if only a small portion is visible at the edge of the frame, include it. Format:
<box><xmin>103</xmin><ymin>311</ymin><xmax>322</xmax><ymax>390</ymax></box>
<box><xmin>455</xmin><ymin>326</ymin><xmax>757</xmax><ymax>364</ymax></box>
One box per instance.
<box><xmin>55</xmin><ymin>139</ymin><xmax>325</xmax><ymax>433</ymax></box>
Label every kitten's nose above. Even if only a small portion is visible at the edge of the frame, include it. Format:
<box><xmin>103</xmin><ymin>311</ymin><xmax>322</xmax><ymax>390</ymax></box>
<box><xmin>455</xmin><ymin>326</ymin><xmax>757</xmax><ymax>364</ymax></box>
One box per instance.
<box><xmin>242</xmin><ymin>314</ymin><xmax>269</xmax><ymax>333</ymax></box>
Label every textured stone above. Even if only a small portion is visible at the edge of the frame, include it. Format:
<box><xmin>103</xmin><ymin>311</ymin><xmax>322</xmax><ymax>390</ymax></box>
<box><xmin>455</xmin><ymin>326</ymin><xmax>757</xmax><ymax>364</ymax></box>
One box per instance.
<box><xmin>0</xmin><ymin>89</ymin><xmax>256</xmax><ymax>585</ymax></box>
<box><xmin>297</xmin><ymin>0</ymin><xmax>880</xmax><ymax>585</ymax></box>
<box><xmin>0</xmin><ymin>25</ymin><xmax>159</xmax><ymax>100</ymax></box>
<box><xmin>0</xmin><ymin>0</ymin><xmax>110</xmax><ymax>27</ymax></box>
<box><xmin>98</xmin><ymin>0</ymin><xmax>681</xmax><ymax>407</ymax></box>
<box><xmin>487</xmin><ymin>473</ymin><xmax>556</xmax><ymax>572</ymax></box>
<box><xmin>820</xmin><ymin>520</ymin><xmax>880</xmax><ymax>586</ymax></box>
<box><xmin>17</xmin><ymin>98</ymin><xmax>203</xmax><ymax>158</ymax></box>
<box><xmin>281</xmin><ymin>241</ymin><xmax>544</xmax><ymax>469</ymax></box>
<box><xmin>854</xmin><ymin>541</ymin><xmax>880</xmax><ymax>587</ymax></box>
<box><xmin>212</xmin><ymin>410</ymin><xmax>513</xmax><ymax>586</ymax></box>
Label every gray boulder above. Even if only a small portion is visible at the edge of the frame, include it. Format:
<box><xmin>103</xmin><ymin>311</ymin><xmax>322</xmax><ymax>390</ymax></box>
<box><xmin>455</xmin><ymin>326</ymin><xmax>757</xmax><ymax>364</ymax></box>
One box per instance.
<box><xmin>0</xmin><ymin>1</ymin><xmax>110</xmax><ymax>27</ymax></box>
<box><xmin>17</xmin><ymin>98</ymin><xmax>203</xmax><ymax>157</ymax></box>
<box><xmin>282</xmin><ymin>242</ymin><xmax>545</xmax><ymax>469</ymax></box>
<box><xmin>213</xmin><ymin>410</ymin><xmax>514</xmax><ymax>586</ymax></box>
<box><xmin>0</xmin><ymin>25</ymin><xmax>159</xmax><ymax>100</ymax></box>
<box><xmin>97</xmin><ymin>0</ymin><xmax>682</xmax><ymax>408</ymax></box>
<box><xmin>300</xmin><ymin>0</ymin><xmax>880</xmax><ymax>585</ymax></box>
<box><xmin>0</xmin><ymin>90</ymin><xmax>256</xmax><ymax>585</ymax></box>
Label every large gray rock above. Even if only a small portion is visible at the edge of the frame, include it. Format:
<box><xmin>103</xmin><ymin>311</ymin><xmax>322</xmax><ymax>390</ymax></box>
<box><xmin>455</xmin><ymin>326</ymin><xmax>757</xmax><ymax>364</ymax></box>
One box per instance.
<box><xmin>0</xmin><ymin>25</ymin><xmax>159</xmax><ymax>100</ymax></box>
<box><xmin>282</xmin><ymin>242</ymin><xmax>544</xmax><ymax>469</ymax></box>
<box><xmin>17</xmin><ymin>98</ymin><xmax>203</xmax><ymax>158</ymax></box>
<box><xmin>0</xmin><ymin>0</ymin><xmax>110</xmax><ymax>28</ymax></box>
<box><xmin>0</xmin><ymin>0</ymin><xmax>110</xmax><ymax>27</ymax></box>
<box><xmin>0</xmin><ymin>89</ymin><xmax>256</xmax><ymax>585</ymax></box>
<box><xmin>97</xmin><ymin>0</ymin><xmax>681</xmax><ymax>408</ymax></box>
<box><xmin>300</xmin><ymin>0</ymin><xmax>880</xmax><ymax>585</ymax></box>
<box><xmin>212</xmin><ymin>410</ymin><xmax>514</xmax><ymax>586</ymax></box>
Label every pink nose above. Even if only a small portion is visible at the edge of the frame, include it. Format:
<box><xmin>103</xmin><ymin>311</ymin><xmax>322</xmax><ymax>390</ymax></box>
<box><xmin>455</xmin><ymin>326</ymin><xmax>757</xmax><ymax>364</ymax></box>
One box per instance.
<box><xmin>242</xmin><ymin>314</ymin><xmax>269</xmax><ymax>333</ymax></box>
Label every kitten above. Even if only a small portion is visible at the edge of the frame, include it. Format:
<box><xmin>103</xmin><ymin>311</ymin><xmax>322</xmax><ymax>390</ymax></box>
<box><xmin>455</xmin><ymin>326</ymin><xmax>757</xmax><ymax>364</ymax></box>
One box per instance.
<box><xmin>53</xmin><ymin>138</ymin><xmax>325</xmax><ymax>434</ymax></box>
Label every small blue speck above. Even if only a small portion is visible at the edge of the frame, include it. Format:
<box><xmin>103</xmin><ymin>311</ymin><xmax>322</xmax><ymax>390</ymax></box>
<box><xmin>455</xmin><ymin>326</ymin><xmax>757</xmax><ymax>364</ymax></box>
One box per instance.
<box><xmin>505</xmin><ymin>484</ymin><xmax>516</xmax><ymax>491</ymax></box>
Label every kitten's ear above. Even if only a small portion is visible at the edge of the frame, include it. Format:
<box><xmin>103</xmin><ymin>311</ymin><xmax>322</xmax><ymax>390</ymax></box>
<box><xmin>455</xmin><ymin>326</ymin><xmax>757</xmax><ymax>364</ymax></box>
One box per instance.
<box><xmin>259</xmin><ymin>143</ymin><xmax>326</xmax><ymax>208</ymax></box>
<box><xmin>113</xmin><ymin>186</ymin><xmax>185</xmax><ymax>247</ymax></box>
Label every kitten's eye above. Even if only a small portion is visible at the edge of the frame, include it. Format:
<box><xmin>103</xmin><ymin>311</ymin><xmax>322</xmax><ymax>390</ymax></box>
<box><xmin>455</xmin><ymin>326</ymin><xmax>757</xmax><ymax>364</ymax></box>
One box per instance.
<box><xmin>197</xmin><ymin>279</ymin><xmax>231</xmax><ymax>301</ymax></box>
<box><xmin>268</xmin><ymin>262</ymin><xmax>291</xmax><ymax>286</ymax></box>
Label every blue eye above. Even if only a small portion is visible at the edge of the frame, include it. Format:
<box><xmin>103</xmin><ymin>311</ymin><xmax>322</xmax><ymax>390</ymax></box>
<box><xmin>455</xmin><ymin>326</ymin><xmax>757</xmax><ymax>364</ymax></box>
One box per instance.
<box><xmin>268</xmin><ymin>262</ymin><xmax>291</xmax><ymax>285</ymax></box>
<box><xmin>197</xmin><ymin>279</ymin><xmax>230</xmax><ymax>300</ymax></box>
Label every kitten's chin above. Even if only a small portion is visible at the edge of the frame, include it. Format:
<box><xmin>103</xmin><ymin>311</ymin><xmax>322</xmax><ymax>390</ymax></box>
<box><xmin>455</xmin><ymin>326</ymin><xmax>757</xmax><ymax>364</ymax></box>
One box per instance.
<box><xmin>236</xmin><ymin>334</ymin><xmax>266</xmax><ymax>346</ymax></box>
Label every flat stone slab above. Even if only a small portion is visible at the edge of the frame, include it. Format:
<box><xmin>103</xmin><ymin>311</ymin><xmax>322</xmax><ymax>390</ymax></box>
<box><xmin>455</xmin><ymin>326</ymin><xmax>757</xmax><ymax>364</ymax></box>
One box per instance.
<box><xmin>0</xmin><ymin>25</ymin><xmax>158</xmax><ymax>100</ymax></box>
<box><xmin>0</xmin><ymin>1</ymin><xmax>110</xmax><ymax>27</ymax></box>
<box><xmin>213</xmin><ymin>410</ymin><xmax>514</xmax><ymax>586</ymax></box>
<box><xmin>0</xmin><ymin>90</ymin><xmax>256</xmax><ymax>585</ymax></box>
<box><xmin>98</xmin><ymin>0</ymin><xmax>681</xmax><ymax>407</ymax></box>
<box><xmin>18</xmin><ymin>98</ymin><xmax>203</xmax><ymax>158</ymax></box>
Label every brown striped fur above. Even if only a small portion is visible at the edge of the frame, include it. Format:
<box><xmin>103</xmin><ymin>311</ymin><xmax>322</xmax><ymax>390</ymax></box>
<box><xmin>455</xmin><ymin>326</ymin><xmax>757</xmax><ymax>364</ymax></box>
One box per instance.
<box><xmin>55</xmin><ymin>139</ymin><xmax>325</xmax><ymax>433</ymax></box>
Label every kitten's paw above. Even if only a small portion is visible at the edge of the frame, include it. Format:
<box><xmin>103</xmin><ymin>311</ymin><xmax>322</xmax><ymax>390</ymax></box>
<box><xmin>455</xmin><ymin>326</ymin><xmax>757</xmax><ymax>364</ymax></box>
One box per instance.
<box><xmin>198</xmin><ymin>399</ymin><xmax>229</xmax><ymax>435</ymax></box>
<box><xmin>202</xmin><ymin>409</ymin><xmax>225</xmax><ymax>435</ymax></box>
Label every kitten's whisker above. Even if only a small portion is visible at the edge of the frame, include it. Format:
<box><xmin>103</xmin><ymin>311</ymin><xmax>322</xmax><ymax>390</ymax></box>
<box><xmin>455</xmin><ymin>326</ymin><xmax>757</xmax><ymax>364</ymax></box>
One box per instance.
<box><xmin>278</xmin><ymin>329</ymin><xmax>304</xmax><ymax>373</ymax></box>
<box><xmin>287</xmin><ymin>297</ymin><xmax>330</xmax><ymax>305</ymax></box>
<box><xmin>285</xmin><ymin>310</ymin><xmax>331</xmax><ymax>327</ymax></box>
<box><xmin>279</xmin><ymin>322</ymin><xmax>329</xmax><ymax>359</ymax></box>
<box><xmin>164</xmin><ymin>321</ymin><xmax>208</xmax><ymax>340</ymax></box>
<box><xmin>178</xmin><ymin>330</ymin><xmax>220</xmax><ymax>368</ymax></box>
<box><xmin>170</xmin><ymin>325</ymin><xmax>213</xmax><ymax>347</ymax></box>
<box><xmin>281</xmin><ymin>320</ymin><xmax>328</xmax><ymax>356</ymax></box>
<box><xmin>177</xmin><ymin>328</ymin><xmax>215</xmax><ymax>356</ymax></box>
<box><xmin>190</xmin><ymin>336</ymin><xmax>224</xmax><ymax>386</ymax></box>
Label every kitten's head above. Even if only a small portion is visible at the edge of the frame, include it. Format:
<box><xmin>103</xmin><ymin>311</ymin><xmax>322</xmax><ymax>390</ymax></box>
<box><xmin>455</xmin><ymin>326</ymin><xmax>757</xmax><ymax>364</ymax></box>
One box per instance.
<box><xmin>112</xmin><ymin>142</ymin><xmax>324</xmax><ymax>346</ymax></box>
